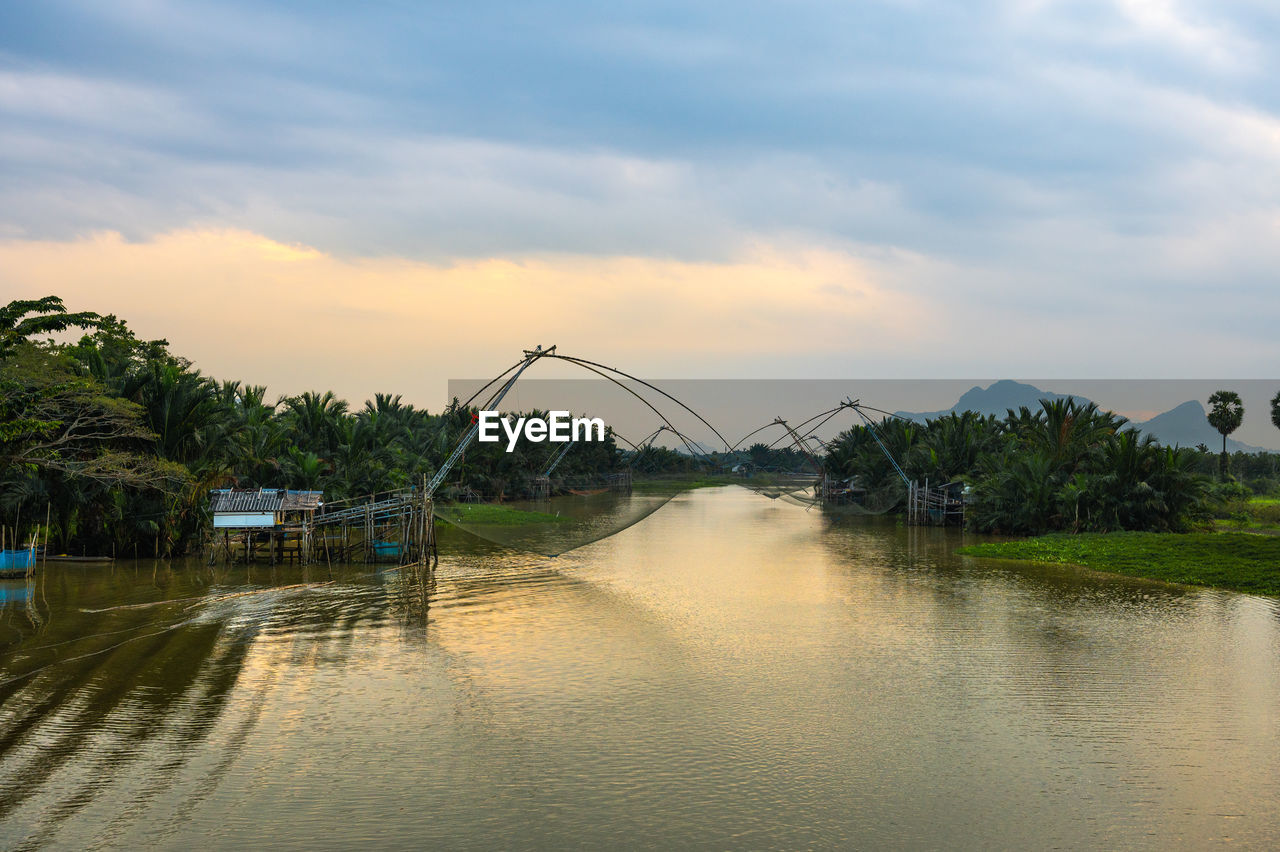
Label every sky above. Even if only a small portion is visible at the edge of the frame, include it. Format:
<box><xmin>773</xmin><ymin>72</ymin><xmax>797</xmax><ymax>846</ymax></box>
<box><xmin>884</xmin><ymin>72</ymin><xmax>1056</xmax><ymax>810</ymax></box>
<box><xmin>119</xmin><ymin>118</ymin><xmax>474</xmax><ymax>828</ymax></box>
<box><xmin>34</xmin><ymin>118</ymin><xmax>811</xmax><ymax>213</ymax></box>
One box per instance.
<box><xmin>2</xmin><ymin>0</ymin><xmax>1279</xmax><ymax>415</ymax></box>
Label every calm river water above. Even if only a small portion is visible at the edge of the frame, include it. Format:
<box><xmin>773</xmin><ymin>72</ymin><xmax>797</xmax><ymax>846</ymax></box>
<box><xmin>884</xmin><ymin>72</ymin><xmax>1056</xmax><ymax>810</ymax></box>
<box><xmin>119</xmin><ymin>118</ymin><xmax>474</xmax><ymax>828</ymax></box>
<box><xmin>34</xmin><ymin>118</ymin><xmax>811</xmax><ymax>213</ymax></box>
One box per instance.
<box><xmin>2</xmin><ymin>487</ymin><xmax>1278</xmax><ymax>849</ymax></box>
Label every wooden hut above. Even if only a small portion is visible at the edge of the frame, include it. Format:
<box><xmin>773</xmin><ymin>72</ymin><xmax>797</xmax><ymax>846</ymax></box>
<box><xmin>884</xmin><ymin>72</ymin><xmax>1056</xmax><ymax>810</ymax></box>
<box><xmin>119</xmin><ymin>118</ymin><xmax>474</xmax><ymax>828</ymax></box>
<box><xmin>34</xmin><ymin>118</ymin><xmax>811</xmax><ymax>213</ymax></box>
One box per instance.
<box><xmin>209</xmin><ymin>488</ymin><xmax>323</xmax><ymax>563</ymax></box>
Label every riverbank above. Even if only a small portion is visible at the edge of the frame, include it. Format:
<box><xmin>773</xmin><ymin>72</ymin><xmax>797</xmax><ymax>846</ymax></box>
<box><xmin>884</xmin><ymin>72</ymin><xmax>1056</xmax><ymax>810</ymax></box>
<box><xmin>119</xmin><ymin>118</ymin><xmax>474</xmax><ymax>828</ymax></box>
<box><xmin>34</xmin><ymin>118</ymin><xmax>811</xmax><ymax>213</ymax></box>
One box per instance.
<box><xmin>958</xmin><ymin>531</ymin><xmax>1280</xmax><ymax>596</ymax></box>
<box><xmin>435</xmin><ymin>504</ymin><xmax>571</xmax><ymax>526</ymax></box>
<box><xmin>630</xmin><ymin>476</ymin><xmax>737</xmax><ymax>493</ymax></box>
<box><xmin>1212</xmin><ymin>495</ymin><xmax>1280</xmax><ymax>535</ymax></box>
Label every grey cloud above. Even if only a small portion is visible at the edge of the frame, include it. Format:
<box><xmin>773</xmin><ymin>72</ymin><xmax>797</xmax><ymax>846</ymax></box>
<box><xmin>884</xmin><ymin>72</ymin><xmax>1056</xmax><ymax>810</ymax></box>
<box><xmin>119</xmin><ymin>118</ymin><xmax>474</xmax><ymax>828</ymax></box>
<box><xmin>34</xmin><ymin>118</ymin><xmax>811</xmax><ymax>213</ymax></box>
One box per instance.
<box><xmin>2</xmin><ymin>0</ymin><xmax>1280</xmax><ymax>363</ymax></box>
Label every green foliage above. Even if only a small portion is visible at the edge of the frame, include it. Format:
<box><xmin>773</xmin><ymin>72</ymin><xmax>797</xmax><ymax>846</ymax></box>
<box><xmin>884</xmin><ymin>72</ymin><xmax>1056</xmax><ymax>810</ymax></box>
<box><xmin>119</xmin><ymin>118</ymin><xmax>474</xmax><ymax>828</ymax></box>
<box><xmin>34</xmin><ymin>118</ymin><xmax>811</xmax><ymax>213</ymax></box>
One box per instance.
<box><xmin>1</xmin><ymin>297</ymin><xmax>633</xmax><ymax>556</ymax></box>
<box><xmin>1250</xmin><ymin>501</ymin><xmax>1280</xmax><ymax>526</ymax></box>
<box><xmin>1207</xmin><ymin>389</ymin><xmax>1244</xmax><ymax>475</ymax></box>
<box><xmin>826</xmin><ymin>397</ymin><xmax>1211</xmax><ymax>535</ymax></box>
<box><xmin>958</xmin><ymin>532</ymin><xmax>1280</xmax><ymax>596</ymax></box>
<box><xmin>630</xmin><ymin>476</ymin><xmax>735</xmax><ymax>493</ymax></box>
<box><xmin>0</xmin><ymin>295</ymin><xmax>101</xmax><ymax>356</ymax></box>
<box><xmin>1206</xmin><ymin>479</ymin><xmax>1251</xmax><ymax>515</ymax></box>
<box><xmin>1207</xmin><ymin>390</ymin><xmax>1245</xmax><ymax>438</ymax></box>
<box><xmin>437</xmin><ymin>503</ymin><xmax>571</xmax><ymax>526</ymax></box>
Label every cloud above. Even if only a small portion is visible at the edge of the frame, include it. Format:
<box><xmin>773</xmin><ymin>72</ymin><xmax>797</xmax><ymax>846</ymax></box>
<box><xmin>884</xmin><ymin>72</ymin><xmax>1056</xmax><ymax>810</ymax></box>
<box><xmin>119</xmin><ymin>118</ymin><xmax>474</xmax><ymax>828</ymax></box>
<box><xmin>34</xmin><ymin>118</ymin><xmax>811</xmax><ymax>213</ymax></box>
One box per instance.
<box><xmin>1</xmin><ymin>0</ymin><xmax>1279</xmax><ymax>379</ymax></box>
<box><xmin>5</xmin><ymin>227</ymin><xmax>1277</xmax><ymax>414</ymax></box>
<box><xmin>0</xmin><ymin>229</ymin><xmax>935</xmax><ymax>404</ymax></box>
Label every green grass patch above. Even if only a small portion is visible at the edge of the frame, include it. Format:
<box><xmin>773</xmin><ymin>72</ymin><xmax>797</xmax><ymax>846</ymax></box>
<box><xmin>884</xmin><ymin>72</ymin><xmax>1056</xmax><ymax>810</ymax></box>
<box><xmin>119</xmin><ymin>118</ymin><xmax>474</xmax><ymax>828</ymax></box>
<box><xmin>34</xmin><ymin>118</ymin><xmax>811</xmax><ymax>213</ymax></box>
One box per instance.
<box><xmin>1247</xmin><ymin>498</ymin><xmax>1280</xmax><ymax>527</ymax></box>
<box><xmin>436</xmin><ymin>503</ymin><xmax>571</xmax><ymax>526</ymax></box>
<box><xmin>957</xmin><ymin>532</ymin><xmax>1280</xmax><ymax>596</ymax></box>
<box><xmin>1211</xmin><ymin>518</ymin><xmax>1280</xmax><ymax>534</ymax></box>
<box><xmin>1212</xmin><ymin>497</ymin><xmax>1280</xmax><ymax>532</ymax></box>
<box><xmin>630</xmin><ymin>476</ymin><xmax>737</xmax><ymax>493</ymax></box>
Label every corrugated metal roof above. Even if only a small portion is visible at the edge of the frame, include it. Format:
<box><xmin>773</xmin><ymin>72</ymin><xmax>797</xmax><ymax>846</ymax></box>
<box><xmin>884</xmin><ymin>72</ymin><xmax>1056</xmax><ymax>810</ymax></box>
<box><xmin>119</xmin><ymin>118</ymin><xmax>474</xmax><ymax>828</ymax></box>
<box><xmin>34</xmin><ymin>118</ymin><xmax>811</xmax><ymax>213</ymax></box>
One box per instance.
<box><xmin>281</xmin><ymin>491</ymin><xmax>324</xmax><ymax>511</ymax></box>
<box><xmin>209</xmin><ymin>489</ymin><xmax>323</xmax><ymax>514</ymax></box>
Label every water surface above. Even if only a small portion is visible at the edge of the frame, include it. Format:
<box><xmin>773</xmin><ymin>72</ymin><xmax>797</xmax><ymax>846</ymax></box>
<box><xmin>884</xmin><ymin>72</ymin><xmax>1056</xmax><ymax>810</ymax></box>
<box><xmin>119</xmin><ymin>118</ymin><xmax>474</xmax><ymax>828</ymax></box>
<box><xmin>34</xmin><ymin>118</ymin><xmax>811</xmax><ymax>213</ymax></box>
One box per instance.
<box><xmin>2</xmin><ymin>487</ymin><xmax>1278</xmax><ymax>849</ymax></box>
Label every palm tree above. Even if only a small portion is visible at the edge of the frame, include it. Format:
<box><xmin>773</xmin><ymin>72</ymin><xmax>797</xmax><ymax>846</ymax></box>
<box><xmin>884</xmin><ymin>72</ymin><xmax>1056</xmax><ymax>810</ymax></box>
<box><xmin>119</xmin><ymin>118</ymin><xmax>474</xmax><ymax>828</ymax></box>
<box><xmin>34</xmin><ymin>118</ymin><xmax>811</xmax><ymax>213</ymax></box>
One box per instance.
<box><xmin>281</xmin><ymin>391</ymin><xmax>350</xmax><ymax>458</ymax></box>
<box><xmin>282</xmin><ymin>447</ymin><xmax>331</xmax><ymax>490</ymax></box>
<box><xmin>1012</xmin><ymin>397</ymin><xmax>1125</xmax><ymax>475</ymax></box>
<box><xmin>1207</xmin><ymin>390</ymin><xmax>1244</xmax><ymax>476</ymax></box>
<box><xmin>912</xmin><ymin>411</ymin><xmax>1002</xmax><ymax>482</ymax></box>
<box><xmin>1271</xmin><ymin>390</ymin><xmax>1280</xmax><ymax>434</ymax></box>
<box><xmin>968</xmin><ymin>448</ymin><xmax>1060</xmax><ymax>534</ymax></box>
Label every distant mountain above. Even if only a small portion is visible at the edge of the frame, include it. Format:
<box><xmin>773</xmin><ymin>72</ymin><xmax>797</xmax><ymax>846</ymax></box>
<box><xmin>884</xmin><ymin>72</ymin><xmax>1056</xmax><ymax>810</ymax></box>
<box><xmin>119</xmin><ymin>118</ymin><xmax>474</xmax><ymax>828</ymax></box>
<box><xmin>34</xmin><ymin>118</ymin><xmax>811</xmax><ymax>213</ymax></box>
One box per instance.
<box><xmin>895</xmin><ymin>380</ymin><xmax>1089</xmax><ymax>422</ymax></box>
<box><xmin>1130</xmin><ymin>400</ymin><xmax>1265</xmax><ymax>453</ymax></box>
<box><xmin>897</xmin><ymin>381</ymin><xmax>1267</xmax><ymax>453</ymax></box>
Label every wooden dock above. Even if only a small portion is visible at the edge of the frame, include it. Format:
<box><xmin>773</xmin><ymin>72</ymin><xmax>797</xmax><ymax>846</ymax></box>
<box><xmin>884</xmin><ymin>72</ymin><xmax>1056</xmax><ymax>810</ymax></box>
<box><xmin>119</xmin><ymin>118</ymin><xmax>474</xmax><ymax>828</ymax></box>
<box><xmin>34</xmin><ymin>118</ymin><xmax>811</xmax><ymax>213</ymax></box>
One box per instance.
<box><xmin>207</xmin><ymin>483</ymin><xmax>436</xmax><ymax>567</ymax></box>
<box><xmin>907</xmin><ymin>480</ymin><xmax>966</xmax><ymax>526</ymax></box>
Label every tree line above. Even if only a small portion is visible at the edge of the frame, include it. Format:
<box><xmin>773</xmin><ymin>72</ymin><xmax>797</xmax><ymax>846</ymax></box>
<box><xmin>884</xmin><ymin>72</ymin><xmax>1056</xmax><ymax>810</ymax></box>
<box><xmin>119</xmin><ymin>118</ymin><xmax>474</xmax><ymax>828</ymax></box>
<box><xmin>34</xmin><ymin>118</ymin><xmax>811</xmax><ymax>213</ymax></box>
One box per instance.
<box><xmin>823</xmin><ymin>395</ymin><xmax>1280</xmax><ymax>535</ymax></box>
<box><xmin>4</xmin><ymin>296</ymin><xmax>1278</xmax><ymax>551</ymax></box>
<box><xmin>1</xmin><ymin>297</ymin><xmax>628</xmax><ymax>557</ymax></box>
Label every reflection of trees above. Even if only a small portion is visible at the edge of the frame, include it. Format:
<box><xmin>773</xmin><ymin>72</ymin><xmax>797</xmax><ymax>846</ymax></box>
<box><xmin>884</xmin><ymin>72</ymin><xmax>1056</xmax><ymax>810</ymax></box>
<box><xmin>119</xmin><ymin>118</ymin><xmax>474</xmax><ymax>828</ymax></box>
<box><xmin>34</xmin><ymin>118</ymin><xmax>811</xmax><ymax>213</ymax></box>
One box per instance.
<box><xmin>817</xmin><ymin>518</ymin><xmax>1207</xmax><ymax>728</ymax></box>
<box><xmin>0</xmin><ymin>553</ymin><xmax>631</xmax><ymax>847</ymax></box>
<box><xmin>0</xmin><ymin>586</ymin><xmax>252</xmax><ymax>842</ymax></box>
<box><xmin>0</xmin><ymin>561</ymin><xmax>410</xmax><ymax>846</ymax></box>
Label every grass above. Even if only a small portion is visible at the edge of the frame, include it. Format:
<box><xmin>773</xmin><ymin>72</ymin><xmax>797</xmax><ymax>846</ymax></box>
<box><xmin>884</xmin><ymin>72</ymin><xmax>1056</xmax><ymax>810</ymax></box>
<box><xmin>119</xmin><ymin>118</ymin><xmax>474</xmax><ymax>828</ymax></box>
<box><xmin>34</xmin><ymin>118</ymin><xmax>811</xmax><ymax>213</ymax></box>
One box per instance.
<box><xmin>957</xmin><ymin>531</ymin><xmax>1280</xmax><ymax>596</ymax></box>
<box><xmin>1212</xmin><ymin>495</ymin><xmax>1280</xmax><ymax>533</ymax></box>
<box><xmin>630</xmin><ymin>476</ymin><xmax>737</xmax><ymax>493</ymax></box>
<box><xmin>436</xmin><ymin>503</ymin><xmax>571</xmax><ymax>526</ymax></box>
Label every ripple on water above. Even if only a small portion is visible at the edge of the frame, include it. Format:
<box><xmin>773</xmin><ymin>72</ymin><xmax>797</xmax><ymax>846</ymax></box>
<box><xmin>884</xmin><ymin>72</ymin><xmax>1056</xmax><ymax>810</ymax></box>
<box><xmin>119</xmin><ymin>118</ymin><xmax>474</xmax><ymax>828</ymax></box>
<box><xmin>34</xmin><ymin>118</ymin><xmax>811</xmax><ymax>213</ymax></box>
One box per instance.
<box><xmin>0</xmin><ymin>489</ymin><xmax>1278</xmax><ymax>849</ymax></box>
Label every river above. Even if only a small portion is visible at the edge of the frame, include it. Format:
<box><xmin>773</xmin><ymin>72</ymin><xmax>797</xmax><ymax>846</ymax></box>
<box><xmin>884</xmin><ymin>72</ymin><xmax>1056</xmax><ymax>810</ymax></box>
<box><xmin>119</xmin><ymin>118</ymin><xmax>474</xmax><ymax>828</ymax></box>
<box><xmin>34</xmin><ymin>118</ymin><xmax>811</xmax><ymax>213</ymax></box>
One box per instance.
<box><xmin>2</xmin><ymin>487</ymin><xmax>1278</xmax><ymax>849</ymax></box>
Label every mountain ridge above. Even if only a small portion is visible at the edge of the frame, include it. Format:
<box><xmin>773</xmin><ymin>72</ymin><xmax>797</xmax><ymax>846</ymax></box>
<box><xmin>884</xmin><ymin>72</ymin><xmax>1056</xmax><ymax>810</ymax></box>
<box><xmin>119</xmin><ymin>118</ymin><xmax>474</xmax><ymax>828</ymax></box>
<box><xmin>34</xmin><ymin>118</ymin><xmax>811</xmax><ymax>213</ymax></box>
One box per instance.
<box><xmin>894</xmin><ymin>380</ymin><xmax>1269</xmax><ymax>453</ymax></box>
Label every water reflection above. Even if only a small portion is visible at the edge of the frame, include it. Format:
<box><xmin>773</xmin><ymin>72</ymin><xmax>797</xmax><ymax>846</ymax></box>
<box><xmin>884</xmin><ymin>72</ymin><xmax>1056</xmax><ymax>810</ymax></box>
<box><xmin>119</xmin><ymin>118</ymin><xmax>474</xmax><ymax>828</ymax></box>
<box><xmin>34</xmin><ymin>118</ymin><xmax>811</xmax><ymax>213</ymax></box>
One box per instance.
<box><xmin>0</xmin><ymin>488</ymin><xmax>1277</xmax><ymax>849</ymax></box>
<box><xmin>0</xmin><ymin>560</ymin><xmax>440</xmax><ymax>849</ymax></box>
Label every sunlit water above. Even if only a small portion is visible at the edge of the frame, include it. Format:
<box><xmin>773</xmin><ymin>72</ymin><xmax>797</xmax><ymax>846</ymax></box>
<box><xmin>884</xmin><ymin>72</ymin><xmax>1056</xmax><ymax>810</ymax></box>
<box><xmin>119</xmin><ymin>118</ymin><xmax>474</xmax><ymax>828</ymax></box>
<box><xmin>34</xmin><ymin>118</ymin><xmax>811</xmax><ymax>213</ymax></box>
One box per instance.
<box><xmin>2</xmin><ymin>487</ymin><xmax>1278</xmax><ymax>849</ymax></box>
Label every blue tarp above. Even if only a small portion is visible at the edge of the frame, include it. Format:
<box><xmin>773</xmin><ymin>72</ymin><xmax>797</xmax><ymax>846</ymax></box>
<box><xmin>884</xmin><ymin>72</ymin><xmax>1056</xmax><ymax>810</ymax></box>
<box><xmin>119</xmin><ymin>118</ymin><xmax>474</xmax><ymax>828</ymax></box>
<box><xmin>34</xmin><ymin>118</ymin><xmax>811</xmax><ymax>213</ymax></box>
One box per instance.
<box><xmin>0</xmin><ymin>585</ymin><xmax>31</xmax><ymax>603</ymax></box>
<box><xmin>0</xmin><ymin>549</ymin><xmax>36</xmax><ymax>571</ymax></box>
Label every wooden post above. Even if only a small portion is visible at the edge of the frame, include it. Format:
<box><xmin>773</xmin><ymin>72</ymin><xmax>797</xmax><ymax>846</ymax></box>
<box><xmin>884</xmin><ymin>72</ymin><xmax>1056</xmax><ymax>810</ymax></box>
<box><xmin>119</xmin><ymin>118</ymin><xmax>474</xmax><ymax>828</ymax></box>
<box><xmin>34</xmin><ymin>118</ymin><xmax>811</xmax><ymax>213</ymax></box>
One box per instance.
<box><xmin>426</xmin><ymin>495</ymin><xmax>437</xmax><ymax>567</ymax></box>
<box><xmin>25</xmin><ymin>526</ymin><xmax>34</xmax><ymax>578</ymax></box>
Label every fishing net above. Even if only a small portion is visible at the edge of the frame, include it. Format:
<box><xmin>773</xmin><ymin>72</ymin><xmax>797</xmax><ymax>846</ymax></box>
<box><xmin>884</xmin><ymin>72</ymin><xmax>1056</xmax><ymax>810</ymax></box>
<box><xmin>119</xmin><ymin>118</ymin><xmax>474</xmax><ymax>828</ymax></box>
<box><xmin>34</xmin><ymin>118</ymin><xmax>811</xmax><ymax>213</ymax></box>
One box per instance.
<box><xmin>433</xmin><ymin>360</ymin><xmax>914</xmax><ymax>557</ymax></box>
<box><xmin>431</xmin><ymin>476</ymin><xmax>696</xmax><ymax>557</ymax></box>
<box><xmin>772</xmin><ymin>478</ymin><xmax>908</xmax><ymax>515</ymax></box>
<box><xmin>735</xmin><ymin>472</ymin><xmax>821</xmax><ymax>501</ymax></box>
<box><xmin>431</xmin><ymin>468</ymin><xmax>904</xmax><ymax>558</ymax></box>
